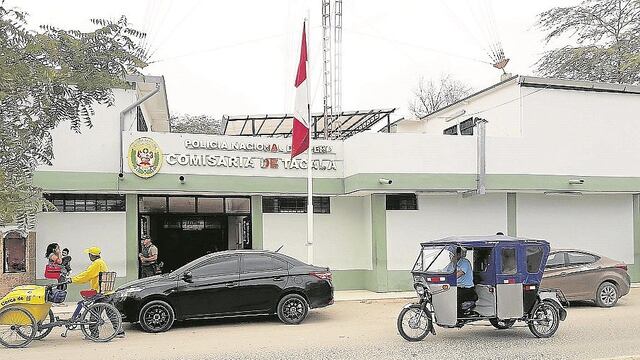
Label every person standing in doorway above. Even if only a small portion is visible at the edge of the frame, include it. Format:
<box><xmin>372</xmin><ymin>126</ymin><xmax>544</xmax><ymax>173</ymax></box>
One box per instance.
<box><xmin>139</xmin><ymin>235</ymin><xmax>158</xmax><ymax>278</ymax></box>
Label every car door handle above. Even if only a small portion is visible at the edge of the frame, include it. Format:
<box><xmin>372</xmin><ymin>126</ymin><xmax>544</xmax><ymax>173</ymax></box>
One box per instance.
<box><xmin>225</xmin><ymin>282</ymin><xmax>238</xmax><ymax>288</ymax></box>
<box><xmin>273</xmin><ymin>276</ymin><xmax>283</xmax><ymax>282</ymax></box>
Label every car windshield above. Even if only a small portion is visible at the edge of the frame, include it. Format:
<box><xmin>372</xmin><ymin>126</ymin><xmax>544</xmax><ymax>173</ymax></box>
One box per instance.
<box><xmin>413</xmin><ymin>246</ymin><xmax>456</xmax><ymax>273</ymax></box>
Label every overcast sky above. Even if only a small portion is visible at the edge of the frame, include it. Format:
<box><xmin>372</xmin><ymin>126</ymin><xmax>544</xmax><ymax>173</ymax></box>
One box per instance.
<box><xmin>13</xmin><ymin>0</ymin><xmax>578</xmax><ymax>119</ymax></box>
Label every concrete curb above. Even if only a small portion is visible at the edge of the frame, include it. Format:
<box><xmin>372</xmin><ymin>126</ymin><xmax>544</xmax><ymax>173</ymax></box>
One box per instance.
<box><xmin>595</xmin><ymin>357</ymin><xmax>640</xmax><ymax>360</ymax></box>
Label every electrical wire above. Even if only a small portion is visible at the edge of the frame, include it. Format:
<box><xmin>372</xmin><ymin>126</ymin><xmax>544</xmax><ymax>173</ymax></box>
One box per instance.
<box><xmin>146</xmin><ymin>0</ymin><xmax>203</xmax><ymax>61</ymax></box>
<box><xmin>344</xmin><ymin>29</ymin><xmax>492</xmax><ymax>65</ymax></box>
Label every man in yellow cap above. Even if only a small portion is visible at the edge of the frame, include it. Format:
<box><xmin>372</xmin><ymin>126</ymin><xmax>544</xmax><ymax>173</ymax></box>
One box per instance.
<box><xmin>70</xmin><ymin>246</ymin><xmax>124</xmax><ymax>338</ymax></box>
<box><xmin>71</xmin><ymin>247</ymin><xmax>108</xmax><ymax>291</ymax></box>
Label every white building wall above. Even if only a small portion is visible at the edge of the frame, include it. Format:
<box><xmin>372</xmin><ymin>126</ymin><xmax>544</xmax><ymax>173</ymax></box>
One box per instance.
<box><xmin>343</xmin><ymin>133</ymin><xmax>477</xmax><ymax>177</ymax></box>
<box><xmin>40</xmin><ymin>89</ymin><xmax>136</xmax><ymax>174</ymax></box>
<box><xmin>386</xmin><ymin>194</ymin><xmax>507</xmax><ymax>270</ymax></box>
<box><xmin>262</xmin><ymin>196</ymin><xmax>373</xmax><ymax>270</ymax></box>
<box><xmin>517</xmin><ymin>194</ymin><xmax>634</xmax><ymax>264</ymax></box>
<box><xmin>34</xmin><ymin>212</ymin><xmax>127</xmax><ymax>279</ymax></box>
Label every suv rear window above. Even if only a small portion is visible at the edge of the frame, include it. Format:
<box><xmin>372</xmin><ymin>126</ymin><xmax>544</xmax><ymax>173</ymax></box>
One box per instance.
<box><xmin>546</xmin><ymin>252</ymin><xmax>565</xmax><ymax>268</ymax></box>
<box><xmin>567</xmin><ymin>252</ymin><xmax>598</xmax><ymax>265</ymax></box>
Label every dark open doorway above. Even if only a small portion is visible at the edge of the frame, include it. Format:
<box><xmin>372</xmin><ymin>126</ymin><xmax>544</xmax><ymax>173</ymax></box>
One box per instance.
<box><xmin>138</xmin><ymin>196</ymin><xmax>251</xmax><ymax>276</ymax></box>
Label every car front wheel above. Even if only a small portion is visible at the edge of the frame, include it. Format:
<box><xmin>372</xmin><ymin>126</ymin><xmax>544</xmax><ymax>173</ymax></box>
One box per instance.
<box><xmin>595</xmin><ymin>282</ymin><xmax>618</xmax><ymax>308</ymax></box>
<box><xmin>138</xmin><ymin>300</ymin><xmax>175</xmax><ymax>333</ymax></box>
<box><xmin>277</xmin><ymin>294</ymin><xmax>309</xmax><ymax>325</ymax></box>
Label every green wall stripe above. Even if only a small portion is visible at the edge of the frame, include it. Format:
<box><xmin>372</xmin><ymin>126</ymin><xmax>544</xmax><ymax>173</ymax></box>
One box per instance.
<box><xmin>371</xmin><ymin>194</ymin><xmax>388</xmax><ymax>292</ymax></box>
<box><xmin>507</xmin><ymin>193</ymin><xmax>517</xmax><ymax>237</ymax></box>
<box><xmin>632</xmin><ymin>195</ymin><xmax>640</xmax><ymax>281</ymax></box>
<box><xmin>34</xmin><ymin>171</ymin><xmax>344</xmax><ymax>195</ymax></box>
<box><xmin>251</xmin><ymin>195</ymin><xmax>263</xmax><ymax>250</ymax></box>
<box><xmin>125</xmin><ymin>194</ymin><xmax>139</xmax><ymax>283</ymax></box>
<box><xmin>34</xmin><ymin>170</ymin><xmax>640</xmax><ymax>194</ymax></box>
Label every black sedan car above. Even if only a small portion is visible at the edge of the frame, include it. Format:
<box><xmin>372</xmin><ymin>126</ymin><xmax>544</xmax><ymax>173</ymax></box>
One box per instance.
<box><xmin>113</xmin><ymin>250</ymin><xmax>334</xmax><ymax>332</ymax></box>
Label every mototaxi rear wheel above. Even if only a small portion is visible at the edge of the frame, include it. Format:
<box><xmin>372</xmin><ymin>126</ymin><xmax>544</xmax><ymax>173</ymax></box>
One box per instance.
<box><xmin>397</xmin><ymin>304</ymin><xmax>432</xmax><ymax>342</ymax></box>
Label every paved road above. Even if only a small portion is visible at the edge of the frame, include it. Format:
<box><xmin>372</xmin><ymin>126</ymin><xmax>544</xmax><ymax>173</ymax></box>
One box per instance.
<box><xmin>5</xmin><ymin>289</ymin><xmax>640</xmax><ymax>360</ymax></box>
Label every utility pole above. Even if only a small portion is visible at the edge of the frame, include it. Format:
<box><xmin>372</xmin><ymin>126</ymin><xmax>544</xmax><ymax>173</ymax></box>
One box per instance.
<box><xmin>321</xmin><ymin>0</ymin><xmax>333</xmax><ymax>139</ymax></box>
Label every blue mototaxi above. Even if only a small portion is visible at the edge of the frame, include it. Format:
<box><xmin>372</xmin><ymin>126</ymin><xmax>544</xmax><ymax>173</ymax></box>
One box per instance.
<box><xmin>397</xmin><ymin>235</ymin><xmax>568</xmax><ymax>341</ymax></box>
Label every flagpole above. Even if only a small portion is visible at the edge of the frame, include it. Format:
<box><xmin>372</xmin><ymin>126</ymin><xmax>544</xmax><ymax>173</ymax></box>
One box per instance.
<box><xmin>304</xmin><ymin>16</ymin><xmax>314</xmax><ymax>265</ymax></box>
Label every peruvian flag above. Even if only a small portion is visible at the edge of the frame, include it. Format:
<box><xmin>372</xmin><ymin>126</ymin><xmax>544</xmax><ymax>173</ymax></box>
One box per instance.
<box><xmin>291</xmin><ymin>22</ymin><xmax>310</xmax><ymax>159</ymax></box>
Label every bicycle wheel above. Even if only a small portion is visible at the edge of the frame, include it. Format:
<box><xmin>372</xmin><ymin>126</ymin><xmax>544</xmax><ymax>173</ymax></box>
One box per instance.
<box><xmin>0</xmin><ymin>307</ymin><xmax>37</xmax><ymax>348</ymax></box>
<box><xmin>79</xmin><ymin>303</ymin><xmax>122</xmax><ymax>342</ymax></box>
<box><xmin>33</xmin><ymin>309</ymin><xmax>55</xmax><ymax>340</ymax></box>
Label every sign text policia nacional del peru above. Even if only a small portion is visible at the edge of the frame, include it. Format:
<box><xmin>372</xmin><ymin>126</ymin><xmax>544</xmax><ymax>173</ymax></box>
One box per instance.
<box><xmin>165</xmin><ymin>139</ymin><xmax>338</xmax><ymax>171</ymax></box>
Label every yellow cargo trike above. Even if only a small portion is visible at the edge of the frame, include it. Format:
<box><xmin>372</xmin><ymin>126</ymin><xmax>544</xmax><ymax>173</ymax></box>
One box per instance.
<box><xmin>0</xmin><ymin>272</ymin><xmax>122</xmax><ymax>348</ymax></box>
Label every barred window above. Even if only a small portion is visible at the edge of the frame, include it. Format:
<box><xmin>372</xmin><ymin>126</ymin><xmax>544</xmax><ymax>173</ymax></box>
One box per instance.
<box><xmin>443</xmin><ymin>125</ymin><xmax>458</xmax><ymax>135</ymax></box>
<box><xmin>262</xmin><ymin>196</ymin><xmax>330</xmax><ymax>214</ymax></box>
<box><xmin>386</xmin><ymin>194</ymin><xmax>418</xmax><ymax>210</ymax></box>
<box><xmin>459</xmin><ymin>118</ymin><xmax>474</xmax><ymax>135</ymax></box>
<box><xmin>45</xmin><ymin>194</ymin><xmax>126</xmax><ymax>212</ymax></box>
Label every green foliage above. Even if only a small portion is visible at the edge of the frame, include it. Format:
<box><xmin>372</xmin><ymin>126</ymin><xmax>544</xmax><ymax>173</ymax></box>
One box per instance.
<box><xmin>0</xmin><ymin>3</ymin><xmax>147</xmax><ymax>229</ymax></box>
<box><xmin>536</xmin><ymin>0</ymin><xmax>640</xmax><ymax>84</ymax></box>
<box><xmin>170</xmin><ymin>114</ymin><xmax>221</xmax><ymax>135</ymax></box>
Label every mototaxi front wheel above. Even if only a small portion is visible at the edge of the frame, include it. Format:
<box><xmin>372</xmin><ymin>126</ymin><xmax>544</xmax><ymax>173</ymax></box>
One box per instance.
<box><xmin>80</xmin><ymin>302</ymin><xmax>122</xmax><ymax>342</ymax></box>
<box><xmin>397</xmin><ymin>304</ymin><xmax>432</xmax><ymax>342</ymax></box>
<box><xmin>528</xmin><ymin>301</ymin><xmax>560</xmax><ymax>338</ymax></box>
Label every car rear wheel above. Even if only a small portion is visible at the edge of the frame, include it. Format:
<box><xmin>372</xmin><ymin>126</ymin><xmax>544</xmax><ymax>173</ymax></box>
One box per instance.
<box><xmin>277</xmin><ymin>294</ymin><xmax>309</xmax><ymax>325</ymax></box>
<box><xmin>138</xmin><ymin>300</ymin><xmax>175</xmax><ymax>333</ymax></box>
<box><xmin>595</xmin><ymin>282</ymin><xmax>618</xmax><ymax>308</ymax></box>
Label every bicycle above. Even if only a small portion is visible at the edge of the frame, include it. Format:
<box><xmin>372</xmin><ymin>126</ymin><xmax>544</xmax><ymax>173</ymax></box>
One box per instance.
<box><xmin>0</xmin><ymin>271</ymin><xmax>122</xmax><ymax>348</ymax></box>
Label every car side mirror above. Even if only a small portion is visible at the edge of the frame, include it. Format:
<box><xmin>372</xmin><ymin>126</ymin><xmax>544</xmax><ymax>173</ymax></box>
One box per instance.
<box><xmin>182</xmin><ymin>271</ymin><xmax>193</xmax><ymax>283</ymax></box>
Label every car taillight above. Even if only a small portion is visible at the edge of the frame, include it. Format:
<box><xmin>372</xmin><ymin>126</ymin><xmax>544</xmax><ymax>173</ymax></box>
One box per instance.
<box><xmin>310</xmin><ymin>271</ymin><xmax>332</xmax><ymax>281</ymax></box>
<box><xmin>615</xmin><ymin>264</ymin><xmax>628</xmax><ymax>271</ymax></box>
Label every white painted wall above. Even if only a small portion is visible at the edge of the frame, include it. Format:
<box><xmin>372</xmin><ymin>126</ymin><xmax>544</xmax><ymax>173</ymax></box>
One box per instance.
<box><xmin>38</xmin><ymin>89</ymin><xmax>136</xmax><ymax>174</ymax></box>
<box><xmin>34</xmin><ymin>212</ymin><xmax>127</xmax><ymax>279</ymax></box>
<box><xmin>386</xmin><ymin>194</ymin><xmax>508</xmax><ymax>270</ymax></box>
<box><xmin>262</xmin><ymin>196</ymin><xmax>373</xmax><ymax>270</ymax></box>
<box><xmin>517</xmin><ymin>194</ymin><xmax>634</xmax><ymax>264</ymax></box>
<box><xmin>343</xmin><ymin>133</ymin><xmax>477</xmax><ymax>177</ymax></box>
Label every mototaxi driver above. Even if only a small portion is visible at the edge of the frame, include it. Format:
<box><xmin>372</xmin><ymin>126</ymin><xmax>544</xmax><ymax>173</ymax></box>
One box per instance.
<box><xmin>450</xmin><ymin>246</ymin><xmax>478</xmax><ymax>315</ymax></box>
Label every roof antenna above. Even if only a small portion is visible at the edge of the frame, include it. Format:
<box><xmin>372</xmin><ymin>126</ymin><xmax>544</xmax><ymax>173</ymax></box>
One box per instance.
<box><xmin>275</xmin><ymin>245</ymin><xmax>284</xmax><ymax>253</ymax></box>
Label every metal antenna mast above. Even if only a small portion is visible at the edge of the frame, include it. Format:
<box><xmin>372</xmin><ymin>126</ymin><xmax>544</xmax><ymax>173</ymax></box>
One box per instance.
<box><xmin>333</xmin><ymin>0</ymin><xmax>343</xmax><ymax>116</ymax></box>
<box><xmin>321</xmin><ymin>0</ymin><xmax>333</xmax><ymax>139</ymax></box>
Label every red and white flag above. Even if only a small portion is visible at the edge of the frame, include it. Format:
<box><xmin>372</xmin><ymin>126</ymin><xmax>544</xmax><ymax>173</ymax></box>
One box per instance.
<box><xmin>291</xmin><ymin>22</ymin><xmax>310</xmax><ymax>159</ymax></box>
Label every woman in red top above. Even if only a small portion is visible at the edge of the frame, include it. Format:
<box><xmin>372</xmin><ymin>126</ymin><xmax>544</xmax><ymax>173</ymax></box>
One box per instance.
<box><xmin>45</xmin><ymin>243</ymin><xmax>67</xmax><ymax>295</ymax></box>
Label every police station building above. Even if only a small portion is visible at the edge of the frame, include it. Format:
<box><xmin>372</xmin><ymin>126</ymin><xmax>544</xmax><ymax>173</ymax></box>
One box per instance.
<box><xmin>3</xmin><ymin>74</ymin><xmax>639</xmax><ymax>297</ymax></box>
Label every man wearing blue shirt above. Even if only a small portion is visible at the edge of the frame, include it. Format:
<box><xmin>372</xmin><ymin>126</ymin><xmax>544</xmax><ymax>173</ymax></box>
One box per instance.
<box><xmin>452</xmin><ymin>246</ymin><xmax>477</xmax><ymax>316</ymax></box>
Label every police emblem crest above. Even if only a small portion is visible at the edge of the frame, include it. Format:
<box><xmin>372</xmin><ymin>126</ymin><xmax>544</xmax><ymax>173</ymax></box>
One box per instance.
<box><xmin>128</xmin><ymin>137</ymin><xmax>163</xmax><ymax>178</ymax></box>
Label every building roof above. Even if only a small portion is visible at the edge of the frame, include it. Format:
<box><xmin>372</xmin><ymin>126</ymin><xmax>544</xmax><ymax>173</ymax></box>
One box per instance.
<box><xmin>125</xmin><ymin>75</ymin><xmax>171</xmax><ymax>132</ymax></box>
<box><xmin>397</xmin><ymin>75</ymin><xmax>640</xmax><ymax>126</ymax></box>
<box><xmin>421</xmin><ymin>235</ymin><xmax>549</xmax><ymax>246</ymax></box>
<box><xmin>221</xmin><ymin>108</ymin><xmax>396</xmax><ymax>140</ymax></box>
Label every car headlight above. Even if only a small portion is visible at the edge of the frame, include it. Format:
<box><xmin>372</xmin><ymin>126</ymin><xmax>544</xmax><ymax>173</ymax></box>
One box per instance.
<box><xmin>116</xmin><ymin>286</ymin><xmax>144</xmax><ymax>299</ymax></box>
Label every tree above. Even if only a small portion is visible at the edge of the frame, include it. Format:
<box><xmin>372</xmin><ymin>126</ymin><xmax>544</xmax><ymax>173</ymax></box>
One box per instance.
<box><xmin>0</xmin><ymin>3</ymin><xmax>147</xmax><ymax>229</ymax></box>
<box><xmin>408</xmin><ymin>74</ymin><xmax>472</xmax><ymax>119</ymax></box>
<box><xmin>536</xmin><ymin>0</ymin><xmax>640</xmax><ymax>84</ymax></box>
<box><xmin>170</xmin><ymin>114</ymin><xmax>221</xmax><ymax>135</ymax></box>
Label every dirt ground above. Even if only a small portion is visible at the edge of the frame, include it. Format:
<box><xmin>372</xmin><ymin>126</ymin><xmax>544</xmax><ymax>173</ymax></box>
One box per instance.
<box><xmin>4</xmin><ymin>289</ymin><xmax>640</xmax><ymax>360</ymax></box>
